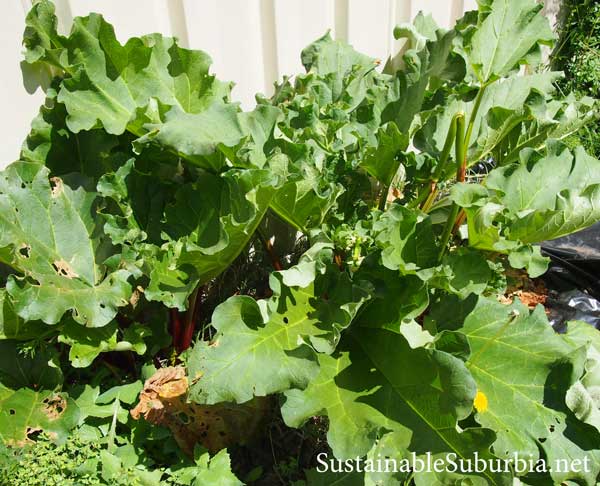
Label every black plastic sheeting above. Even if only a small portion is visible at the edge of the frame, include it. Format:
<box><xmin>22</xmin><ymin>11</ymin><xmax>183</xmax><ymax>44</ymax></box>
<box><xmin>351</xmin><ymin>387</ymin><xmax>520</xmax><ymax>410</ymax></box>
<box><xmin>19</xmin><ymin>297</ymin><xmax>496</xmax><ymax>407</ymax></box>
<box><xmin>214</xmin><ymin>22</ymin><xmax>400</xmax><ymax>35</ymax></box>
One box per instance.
<box><xmin>541</xmin><ymin>222</ymin><xmax>600</xmax><ymax>332</ymax></box>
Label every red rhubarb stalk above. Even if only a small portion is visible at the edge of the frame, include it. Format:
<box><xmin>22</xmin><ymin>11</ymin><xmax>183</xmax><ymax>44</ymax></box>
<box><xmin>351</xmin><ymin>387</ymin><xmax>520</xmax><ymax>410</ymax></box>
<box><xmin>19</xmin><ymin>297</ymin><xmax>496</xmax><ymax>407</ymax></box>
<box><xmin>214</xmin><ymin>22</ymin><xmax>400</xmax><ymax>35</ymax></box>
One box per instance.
<box><xmin>179</xmin><ymin>286</ymin><xmax>201</xmax><ymax>353</ymax></box>
<box><xmin>170</xmin><ymin>308</ymin><xmax>182</xmax><ymax>351</ymax></box>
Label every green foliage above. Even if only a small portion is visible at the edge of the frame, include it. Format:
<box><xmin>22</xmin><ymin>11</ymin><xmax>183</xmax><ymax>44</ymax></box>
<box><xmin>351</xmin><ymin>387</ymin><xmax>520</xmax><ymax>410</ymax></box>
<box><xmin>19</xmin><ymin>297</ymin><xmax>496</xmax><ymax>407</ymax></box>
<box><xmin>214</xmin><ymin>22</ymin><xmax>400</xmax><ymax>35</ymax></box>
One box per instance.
<box><xmin>0</xmin><ymin>434</ymin><xmax>105</xmax><ymax>486</ymax></box>
<box><xmin>461</xmin><ymin>299</ymin><xmax>600</xmax><ymax>484</ymax></box>
<box><xmin>553</xmin><ymin>0</ymin><xmax>600</xmax><ymax>96</ymax></box>
<box><xmin>1</xmin><ymin>0</ymin><xmax>599</xmax><ymax>484</ymax></box>
<box><xmin>0</xmin><ymin>433</ymin><xmax>239</xmax><ymax>486</ymax></box>
<box><xmin>552</xmin><ymin>0</ymin><xmax>600</xmax><ymax>157</ymax></box>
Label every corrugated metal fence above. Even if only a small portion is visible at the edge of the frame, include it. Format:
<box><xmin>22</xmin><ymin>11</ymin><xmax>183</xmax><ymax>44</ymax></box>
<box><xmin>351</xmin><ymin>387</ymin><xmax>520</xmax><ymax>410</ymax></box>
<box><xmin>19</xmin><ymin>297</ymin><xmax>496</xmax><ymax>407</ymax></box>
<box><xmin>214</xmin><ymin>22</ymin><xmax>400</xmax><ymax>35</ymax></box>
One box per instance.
<box><xmin>1</xmin><ymin>0</ymin><xmax>558</xmax><ymax>167</ymax></box>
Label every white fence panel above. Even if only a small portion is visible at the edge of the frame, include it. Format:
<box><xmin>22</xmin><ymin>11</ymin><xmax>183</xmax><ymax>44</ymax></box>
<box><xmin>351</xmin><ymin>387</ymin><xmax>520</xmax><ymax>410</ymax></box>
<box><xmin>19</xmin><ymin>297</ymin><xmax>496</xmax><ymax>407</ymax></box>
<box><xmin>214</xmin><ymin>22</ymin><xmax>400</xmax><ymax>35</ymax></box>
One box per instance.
<box><xmin>69</xmin><ymin>0</ymin><xmax>176</xmax><ymax>39</ymax></box>
<box><xmin>274</xmin><ymin>0</ymin><xmax>335</xmax><ymax>79</ymax></box>
<box><xmin>0</xmin><ymin>0</ymin><xmax>556</xmax><ymax>167</ymax></box>
<box><xmin>2</xmin><ymin>1</ymin><xmax>49</xmax><ymax>167</ymax></box>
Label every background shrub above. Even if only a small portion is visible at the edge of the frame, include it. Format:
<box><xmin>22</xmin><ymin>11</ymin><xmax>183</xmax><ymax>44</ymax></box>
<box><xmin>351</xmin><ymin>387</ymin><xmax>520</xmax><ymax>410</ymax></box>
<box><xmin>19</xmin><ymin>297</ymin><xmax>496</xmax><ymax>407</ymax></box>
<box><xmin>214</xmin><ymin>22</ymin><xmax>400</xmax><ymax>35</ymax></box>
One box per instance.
<box><xmin>553</xmin><ymin>0</ymin><xmax>600</xmax><ymax>156</ymax></box>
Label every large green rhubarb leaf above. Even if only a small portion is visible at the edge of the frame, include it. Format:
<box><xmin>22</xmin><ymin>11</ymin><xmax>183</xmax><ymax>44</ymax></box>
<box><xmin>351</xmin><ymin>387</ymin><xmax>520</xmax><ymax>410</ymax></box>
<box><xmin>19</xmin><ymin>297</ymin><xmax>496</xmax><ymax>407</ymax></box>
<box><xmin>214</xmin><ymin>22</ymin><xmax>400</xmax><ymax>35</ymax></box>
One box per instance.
<box><xmin>0</xmin><ymin>341</ymin><xmax>78</xmax><ymax>446</ymax></box>
<box><xmin>354</xmin><ymin>258</ymin><xmax>429</xmax><ymax>334</ymax></box>
<box><xmin>498</xmin><ymin>94</ymin><xmax>597</xmax><ymax>165</ymax></box>
<box><xmin>0</xmin><ymin>162</ymin><xmax>131</xmax><ymax>327</ymax></box>
<box><xmin>135</xmin><ymin>103</ymin><xmax>282</xmax><ymax>172</ymax></box>
<box><xmin>20</xmin><ymin>91</ymin><xmax>127</xmax><ymax>181</ymax></box>
<box><xmin>486</xmin><ymin>145</ymin><xmax>600</xmax><ymax>242</ymax></box>
<box><xmin>414</xmin><ymin>72</ymin><xmax>591</xmax><ymax>167</ymax></box>
<box><xmin>262</xmin><ymin>33</ymin><xmax>394</xmax><ymax>230</ymax></box>
<box><xmin>562</xmin><ymin>321</ymin><xmax>600</xmax><ymax>433</ymax></box>
<box><xmin>188</xmin><ymin>244</ymin><xmax>371</xmax><ymax>404</ymax></box>
<box><xmin>267</xmin><ymin>153</ymin><xmax>344</xmax><ymax>233</ymax></box>
<box><xmin>451</xmin><ymin>144</ymin><xmax>600</xmax><ymax>276</ymax></box>
<box><xmin>23</xmin><ymin>1</ymin><xmax>282</xmax><ymax>174</ymax></box>
<box><xmin>0</xmin><ymin>388</ymin><xmax>79</xmax><ymax>446</ymax></box>
<box><xmin>282</xmin><ymin>327</ymin><xmax>509</xmax><ymax>485</ymax></box>
<box><xmin>461</xmin><ymin>298</ymin><xmax>600</xmax><ymax>485</ymax></box>
<box><xmin>24</xmin><ymin>1</ymin><xmax>229</xmax><ymax>135</ymax></box>
<box><xmin>161</xmin><ymin>169</ymin><xmax>280</xmax><ymax>285</ymax></box>
<box><xmin>0</xmin><ymin>289</ymin><xmax>47</xmax><ymax>340</ymax></box>
<box><xmin>372</xmin><ymin>205</ymin><xmax>438</xmax><ymax>275</ymax></box>
<box><xmin>99</xmin><ymin>159</ymin><xmax>280</xmax><ymax>309</ymax></box>
<box><xmin>465</xmin><ymin>0</ymin><xmax>554</xmax><ymax>82</ymax></box>
<box><xmin>0</xmin><ymin>340</ymin><xmax>63</xmax><ymax>390</ymax></box>
<box><xmin>360</xmin><ymin>122</ymin><xmax>408</xmax><ymax>187</ymax></box>
<box><xmin>383</xmin><ymin>14</ymin><xmax>466</xmax><ymax>133</ymax></box>
<box><xmin>301</xmin><ymin>32</ymin><xmax>375</xmax><ymax>76</ymax></box>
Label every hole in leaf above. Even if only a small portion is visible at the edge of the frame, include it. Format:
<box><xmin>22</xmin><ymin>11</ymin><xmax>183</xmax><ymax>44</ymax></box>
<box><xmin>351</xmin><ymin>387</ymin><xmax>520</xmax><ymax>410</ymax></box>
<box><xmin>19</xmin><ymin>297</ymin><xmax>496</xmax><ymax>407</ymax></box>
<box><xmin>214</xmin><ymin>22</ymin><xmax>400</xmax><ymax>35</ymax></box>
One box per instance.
<box><xmin>549</xmin><ymin>425</ymin><xmax>555</xmax><ymax>433</ymax></box>
<box><xmin>18</xmin><ymin>245</ymin><xmax>30</xmax><ymax>258</ymax></box>
<box><xmin>283</xmin><ymin>317</ymin><xmax>289</xmax><ymax>324</ymax></box>
<box><xmin>52</xmin><ymin>260</ymin><xmax>78</xmax><ymax>278</ymax></box>
<box><xmin>9</xmin><ymin>409</ymin><xmax>15</xmax><ymax>415</ymax></box>
<box><xmin>538</xmin><ymin>437</ymin><xmax>547</xmax><ymax>443</ymax></box>
<box><xmin>50</xmin><ymin>177</ymin><xmax>63</xmax><ymax>198</ymax></box>
<box><xmin>26</xmin><ymin>429</ymin><xmax>42</xmax><ymax>441</ymax></box>
<box><xmin>42</xmin><ymin>395</ymin><xmax>67</xmax><ymax>420</ymax></box>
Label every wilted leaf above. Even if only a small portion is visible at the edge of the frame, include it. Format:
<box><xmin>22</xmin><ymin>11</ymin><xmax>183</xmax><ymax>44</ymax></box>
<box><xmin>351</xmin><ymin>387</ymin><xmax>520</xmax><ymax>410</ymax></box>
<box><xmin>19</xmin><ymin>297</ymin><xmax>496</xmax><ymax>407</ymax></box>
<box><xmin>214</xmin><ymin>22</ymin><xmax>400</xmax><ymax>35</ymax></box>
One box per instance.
<box><xmin>131</xmin><ymin>366</ymin><xmax>270</xmax><ymax>455</ymax></box>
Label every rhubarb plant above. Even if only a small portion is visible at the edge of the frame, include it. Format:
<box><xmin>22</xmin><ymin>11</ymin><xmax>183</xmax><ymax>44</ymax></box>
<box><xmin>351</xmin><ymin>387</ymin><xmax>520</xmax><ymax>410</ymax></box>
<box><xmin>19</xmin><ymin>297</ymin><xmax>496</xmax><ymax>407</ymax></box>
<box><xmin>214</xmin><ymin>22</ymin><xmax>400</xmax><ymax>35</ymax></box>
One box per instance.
<box><xmin>1</xmin><ymin>0</ymin><xmax>600</xmax><ymax>484</ymax></box>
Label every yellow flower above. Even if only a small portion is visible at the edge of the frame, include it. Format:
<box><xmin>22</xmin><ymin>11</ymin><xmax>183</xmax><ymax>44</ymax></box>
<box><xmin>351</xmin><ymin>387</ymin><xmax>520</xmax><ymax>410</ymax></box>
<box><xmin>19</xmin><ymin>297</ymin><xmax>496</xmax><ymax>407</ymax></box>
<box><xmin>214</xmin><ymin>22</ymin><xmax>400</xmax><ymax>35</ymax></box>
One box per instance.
<box><xmin>474</xmin><ymin>390</ymin><xmax>488</xmax><ymax>413</ymax></box>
